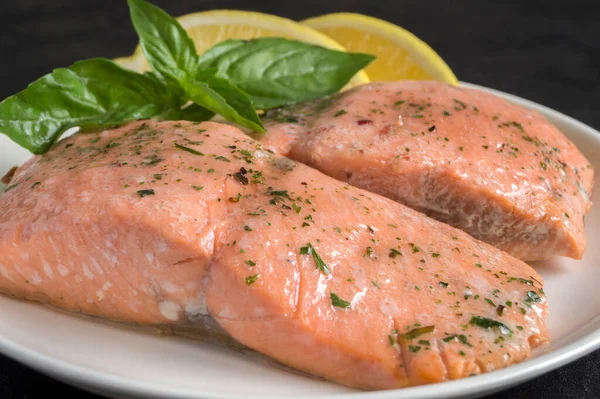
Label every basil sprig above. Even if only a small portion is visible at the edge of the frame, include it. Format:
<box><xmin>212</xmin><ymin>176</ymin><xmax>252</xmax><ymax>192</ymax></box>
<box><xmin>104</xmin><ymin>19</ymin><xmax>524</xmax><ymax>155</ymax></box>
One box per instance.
<box><xmin>198</xmin><ymin>38</ymin><xmax>376</xmax><ymax>109</ymax></box>
<box><xmin>0</xmin><ymin>0</ymin><xmax>375</xmax><ymax>154</ymax></box>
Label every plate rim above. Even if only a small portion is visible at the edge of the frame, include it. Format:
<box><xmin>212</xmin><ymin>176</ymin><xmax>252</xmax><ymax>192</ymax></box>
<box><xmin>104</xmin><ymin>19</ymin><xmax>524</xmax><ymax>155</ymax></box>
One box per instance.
<box><xmin>1</xmin><ymin>81</ymin><xmax>600</xmax><ymax>399</ymax></box>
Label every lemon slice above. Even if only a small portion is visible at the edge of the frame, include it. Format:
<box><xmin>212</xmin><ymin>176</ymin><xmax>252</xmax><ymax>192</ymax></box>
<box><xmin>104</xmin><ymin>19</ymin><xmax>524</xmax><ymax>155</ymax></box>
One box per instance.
<box><xmin>302</xmin><ymin>13</ymin><xmax>457</xmax><ymax>84</ymax></box>
<box><xmin>114</xmin><ymin>10</ymin><xmax>370</xmax><ymax>87</ymax></box>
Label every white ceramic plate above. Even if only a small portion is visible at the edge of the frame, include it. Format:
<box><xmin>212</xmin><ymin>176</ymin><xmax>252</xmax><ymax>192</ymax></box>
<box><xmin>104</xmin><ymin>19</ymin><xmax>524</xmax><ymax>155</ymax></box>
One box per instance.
<box><xmin>1</xmin><ymin>82</ymin><xmax>599</xmax><ymax>399</ymax></box>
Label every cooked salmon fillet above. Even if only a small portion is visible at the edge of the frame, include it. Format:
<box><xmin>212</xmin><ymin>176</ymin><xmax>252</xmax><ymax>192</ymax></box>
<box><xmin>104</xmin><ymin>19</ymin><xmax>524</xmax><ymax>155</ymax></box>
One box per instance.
<box><xmin>259</xmin><ymin>81</ymin><xmax>594</xmax><ymax>261</ymax></box>
<box><xmin>0</xmin><ymin>120</ymin><xmax>548</xmax><ymax>389</ymax></box>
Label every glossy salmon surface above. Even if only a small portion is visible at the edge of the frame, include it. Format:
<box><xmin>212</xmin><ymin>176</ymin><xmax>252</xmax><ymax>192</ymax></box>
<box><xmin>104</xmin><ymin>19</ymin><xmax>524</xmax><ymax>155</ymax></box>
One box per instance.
<box><xmin>259</xmin><ymin>81</ymin><xmax>594</xmax><ymax>261</ymax></box>
<box><xmin>0</xmin><ymin>120</ymin><xmax>548</xmax><ymax>389</ymax></box>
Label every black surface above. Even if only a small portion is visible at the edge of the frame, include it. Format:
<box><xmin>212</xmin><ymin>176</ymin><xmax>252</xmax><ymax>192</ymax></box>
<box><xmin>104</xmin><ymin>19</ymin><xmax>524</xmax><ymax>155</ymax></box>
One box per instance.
<box><xmin>0</xmin><ymin>0</ymin><xmax>599</xmax><ymax>398</ymax></box>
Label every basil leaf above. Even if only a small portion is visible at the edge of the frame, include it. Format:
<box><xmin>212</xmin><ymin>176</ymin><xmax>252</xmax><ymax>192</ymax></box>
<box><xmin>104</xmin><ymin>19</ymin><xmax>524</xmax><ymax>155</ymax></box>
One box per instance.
<box><xmin>196</xmin><ymin>39</ymin><xmax>246</xmax><ymax>72</ymax></box>
<box><xmin>176</xmin><ymin>104</ymin><xmax>215</xmax><ymax>122</ymax></box>
<box><xmin>205</xmin><ymin>77</ymin><xmax>263</xmax><ymax>131</ymax></box>
<box><xmin>127</xmin><ymin>0</ymin><xmax>198</xmax><ymax>83</ymax></box>
<box><xmin>0</xmin><ymin>58</ymin><xmax>180</xmax><ymax>154</ymax></box>
<box><xmin>185</xmin><ymin>79</ymin><xmax>264</xmax><ymax>132</ymax></box>
<box><xmin>198</xmin><ymin>38</ymin><xmax>376</xmax><ymax>109</ymax></box>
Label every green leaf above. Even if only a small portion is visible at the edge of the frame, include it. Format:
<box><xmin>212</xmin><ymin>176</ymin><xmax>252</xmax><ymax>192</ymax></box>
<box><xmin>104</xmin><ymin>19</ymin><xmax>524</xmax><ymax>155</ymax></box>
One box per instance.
<box><xmin>0</xmin><ymin>58</ymin><xmax>179</xmax><ymax>154</ymax></box>
<box><xmin>205</xmin><ymin>77</ymin><xmax>263</xmax><ymax>131</ymax></box>
<box><xmin>175</xmin><ymin>104</ymin><xmax>215</xmax><ymax>122</ymax></box>
<box><xmin>198</xmin><ymin>37</ymin><xmax>376</xmax><ymax>109</ymax></box>
<box><xmin>196</xmin><ymin>39</ymin><xmax>246</xmax><ymax>71</ymax></box>
<box><xmin>185</xmin><ymin>79</ymin><xmax>264</xmax><ymax>132</ymax></box>
<box><xmin>127</xmin><ymin>0</ymin><xmax>198</xmax><ymax>83</ymax></box>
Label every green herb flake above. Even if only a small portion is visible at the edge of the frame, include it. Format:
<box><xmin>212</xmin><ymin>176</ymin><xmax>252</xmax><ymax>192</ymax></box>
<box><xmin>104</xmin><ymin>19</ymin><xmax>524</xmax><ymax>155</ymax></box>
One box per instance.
<box><xmin>388</xmin><ymin>334</ymin><xmax>396</xmax><ymax>346</ymax></box>
<box><xmin>401</xmin><ymin>325</ymin><xmax>434</xmax><ymax>340</ymax></box>
<box><xmin>469</xmin><ymin>315</ymin><xmax>512</xmax><ymax>337</ymax></box>
<box><xmin>269</xmin><ymin>190</ymin><xmax>292</xmax><ymax>199</ymax></box>
<box><xmin>175</xmin><ymin>142</ymin><xmax>204</xmax><ymax>156</ymax></box>
<box><xmin>408</xmin><ymin>345</ymin><xmax>421</xmax><ymax>353</ymax></box>
<box><xmin>245</xmin><ymin>274</ymin><xmax>260</xmax><ymax>286</ymax></box>
<box><xmin>191</xmin><ymin>185</ymin><xmax>203</xmax><ymax>191</ymax></box>
<box><xmin>458</xmin><ymin>334</ymin><xmax>472</xmax><ymax>346</ymax></box>
<box><xmin>245</xmin><ymin>260</ymin><xmax>256</xmax><ymax>267</ymax></box>
<box><xmin>389</xmin><ymin>248</ymin><xmax>403</xmax><ymax>258</ymax></box>
<box><xmin>137</xmin><ymin>189</ymin><xmax>155</xmax><ymax>197</ymax></box>
<box><xmin>330</xmin><ymin>292</ymin><xmax>351</xmax><ymax>309</ymax></box>
<box><xmin>300</xmin><ymin>243</ymin><xmax>331</xmax><ymax>274</ymax></box>
<box><xmin>525</xmin><ymin>291</ymin><xmax>542</xmax><ymax>304</ymax></box>
<box><xmin>233</xmin><ymin>172</ymin><xmax>249</xmax><ymax>185</ymax></box>
<box><xmin>334</xmin><ymin>109</ymin><xmax>348</xmax><ymax>117</ymax></box>
<box><xmin>508</xmin><ymin>277</ymin><xmax>534</xmax><ymax>286</ymax></box>
<box><xmin>443</xmin><ymin>334</ymin><xmax>457</xmax><ymax>343</ymax></box>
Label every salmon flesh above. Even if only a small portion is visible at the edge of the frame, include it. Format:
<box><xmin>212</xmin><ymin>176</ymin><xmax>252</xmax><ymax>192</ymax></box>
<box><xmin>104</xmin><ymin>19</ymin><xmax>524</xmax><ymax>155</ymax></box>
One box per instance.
<box><xmin>0</xmin><ymin>121</ymin><xmax>549</xmax><ymax>389</ymax></box>
<box><xmin>259</xmin><ymin>81</ymin><xmax>594</xmax><ymax>261</ymax></box>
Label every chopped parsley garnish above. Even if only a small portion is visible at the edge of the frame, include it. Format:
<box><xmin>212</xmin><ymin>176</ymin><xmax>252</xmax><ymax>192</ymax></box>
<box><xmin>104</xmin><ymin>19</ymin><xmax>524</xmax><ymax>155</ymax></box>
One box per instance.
<box><xmin>389</xmin><ymin>248</ymin><xmax>403</xmax><ymax>258</ymax></box>
<box><xmin>458</xmin><ymin>334</ymin><xmax>472</xmax><ymax>346</ymax></box>
<box><xmin>469</xmin><ymin>315</ymin><xmax>512</xmax><ymax>337</ymax></box>
<box><xmin>292</xmin><ymin>203</ymin><xmax>302</xmax><ymax>214</ymax></box>
<box><xmin>525</xmin><ymin>291</ymin><xmax>542</xmax><ymax>304</ymax></box>
<box><xmin>496</xmin><ymin>304</ymin><xmax>506</xmax><ymax>316</ymax></box>
<box><xmin>401</xmin><ymin>325</ymin><xmax>434</xmax><ymax>340</ymax></box>
<box><xmin>372</xmin><ymin>280</ymin><xmax>380</xmax><ymax>289</ymax></box>
<box><xmin>439</xmin><ymin>281</ymin><xmax>449</xmax><ymax>288</ymax></box>
<box><xmin>299</xmin><ymin>243</ymin><xmax>331</xmax><ymax>274</ymax></box>
<box><xmin>233</xmin><ymin>172</ymin><xmax>249</xmax><ymax>185</ymax></box>
<box><xmin>508</xmin><ymin>277</ymin><xmax>534</xmax><ymax>286</ymax></box>
<box><xmin>388</xmin><ymin>334</ymin><xmax>396</xmax><ymax>346</ymax></box>
<box><xmin>244</xmin><ymin>225</ymin><xmax>252</xmax><ymax>231</ymax></box>
<box><xmin>141</xmin><ymin>154</ymin><xmax>164</xmax><ymax>165</ymax></box>
<box><xmin>245</xmin><ymin>274</ymin><xmax>260</xmax><ymax>286</ymax></box>
<box><xmin>245</xmin><ymin>260</ymin><xmax>256</xmax><ymax>267</ymax></box>
<box><xmin>334</xmin><ymin>109</ymin><xmax>348</xmax><ymax>117</ymax></box>
<box><xmin>330</xmin><ymin>293</ymin><xmax>351</xmax><ymax>308</ymax></box>
<box><xmin>175</xmin><ymin>142</ymin><xmax>204</xmax><ymax>156</ymax></box>
<box><xmin>453</xmin><ymin>98</ymin><xmax>467</xmax><ymax>110</ymax></box>
<box><xmin>408</xmin><ymin>345</ymin><xmax>421</xmax><ymax>353</ymax></box>
<box><xmin>136</xmin><ymin>189</ymin><xmax>155</xmax><ymax>197</ymax></box>
<box><xmin>269</xmin><ymin>190</ymin><xmax>292</xmax><ymax>200</ymax></box>
<box><xmin>191</xmin><ymin>185</ymin><xmax>203</xmax><ymax>191</ymax></box>
<box><xmin>443</xmin><ymin>335</ymin><xmax>457</xmax><ymax>343</ymax></box>
<box><xmin>215</xmin><ymin>156</ymin><xmax>230</xmax><ymax>162</ymax></box>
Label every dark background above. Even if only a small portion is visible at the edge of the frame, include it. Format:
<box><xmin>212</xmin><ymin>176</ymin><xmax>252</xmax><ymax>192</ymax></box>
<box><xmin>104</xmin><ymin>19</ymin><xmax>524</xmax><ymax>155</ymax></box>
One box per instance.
<box><xmin>1</xmin><ymin>0</ymin><xmax>599</xmax><ymax>398</ymax></box>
